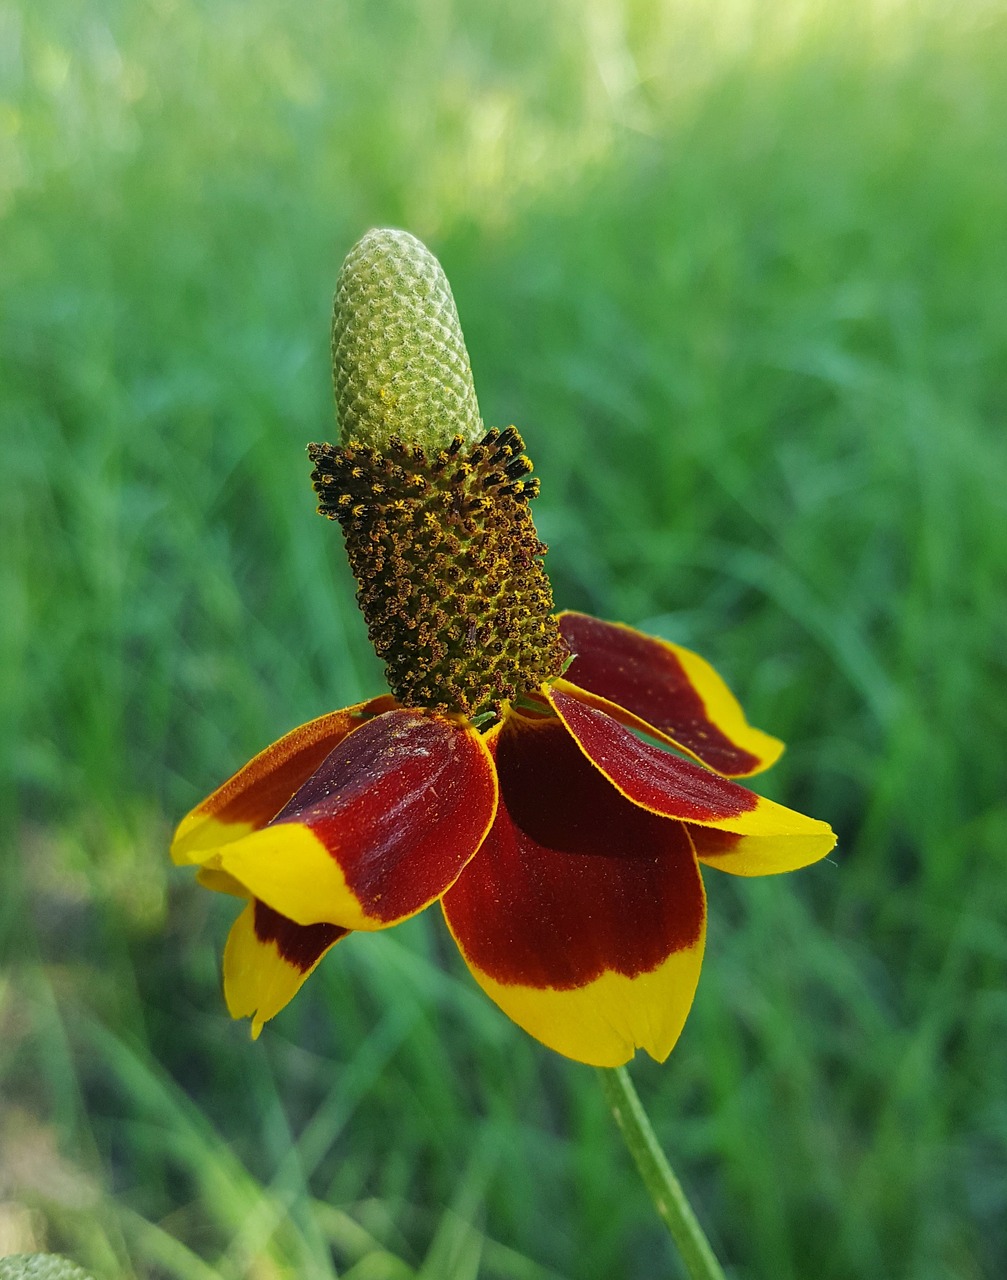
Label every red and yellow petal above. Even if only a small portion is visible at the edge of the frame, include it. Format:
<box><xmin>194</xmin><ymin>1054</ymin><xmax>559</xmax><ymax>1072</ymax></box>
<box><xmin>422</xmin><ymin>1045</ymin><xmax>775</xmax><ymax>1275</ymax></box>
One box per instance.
<box><xmin>172</xmin><ymin>695</ymin><xmax>398</xmax><ymax>866</ymax></box>
<box><xmin>557</xmin><ymin>611</ymin><xmax>782</xmax><ymax>777</ymax></box>
<box><xmin>686</xmin><ymin>825</ymin><xmax>835</xmax><ymax>876</ymax></box>
<box><xmin>442</xmin><ymin>713</ymin><xmax>707</xmax><ymax>1067</ymax></box>
<box><xmin>216</xmin><ymin>708</ymin><xmax>498</xmax><ymax>931</ymax></box>
<box><xmin>223</xmin><ymin>899</ymin><xmax>348</xmax><ymax>1038</ymax></box>
<box><xmin>548</xmin><ymin>684</ymin><xmax>835</xmax><ymax>873</ymax></box>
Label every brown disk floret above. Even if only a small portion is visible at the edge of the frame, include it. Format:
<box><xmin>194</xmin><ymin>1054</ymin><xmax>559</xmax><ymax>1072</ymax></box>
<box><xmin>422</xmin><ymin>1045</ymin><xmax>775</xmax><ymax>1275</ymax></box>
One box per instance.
<box><xmin>308</xmin><ymin>428</ymin><xmax>569</xmax><ymax>720</ymax></box>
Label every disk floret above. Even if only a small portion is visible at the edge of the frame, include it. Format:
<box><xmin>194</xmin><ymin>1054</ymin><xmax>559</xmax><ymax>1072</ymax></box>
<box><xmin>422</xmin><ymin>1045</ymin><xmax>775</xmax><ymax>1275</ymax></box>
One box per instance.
<box><xmin>309</xmin><ymin>427</ymin><xmax>568</xmax><ymax>720</ymax></box>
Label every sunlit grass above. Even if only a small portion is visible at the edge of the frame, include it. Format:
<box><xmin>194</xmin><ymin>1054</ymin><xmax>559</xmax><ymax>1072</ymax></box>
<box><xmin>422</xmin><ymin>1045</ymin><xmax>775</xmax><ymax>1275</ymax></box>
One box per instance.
<box><xmin>2</xmin><ymin>0</ymin><xmax>1005</xmax><ymax>1276</ymax></box>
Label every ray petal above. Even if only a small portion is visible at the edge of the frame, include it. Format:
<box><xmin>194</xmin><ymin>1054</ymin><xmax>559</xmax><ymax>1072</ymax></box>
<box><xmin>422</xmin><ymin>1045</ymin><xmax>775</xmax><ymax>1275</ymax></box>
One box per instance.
<box><xmin>547</xmin><ymin>684</ymin><xmax>835</xmax><ymax>873</ymax></box>
<box><xmin>217</xmin><ymin>709</ymin><xmax>498</xmax><ymax>930</ymax></box>
<box><xmin>558</xmin><ymin>611</ymin><xmax>782</xmax><ymax>777</ymax></box>
<box><xmin>172</xmin><ymin>695</ymin><xmax>398</xmax><ymax>865</ymax></box>
<box><xmin>442</xmin><ymin>713</ymin><xmax>706</xmax><ymax>1066</ymax></box>
<box><xmin>223</xmin><ymin>900</ymin><xmax>348</xmax><ymax>1038</ymax></box>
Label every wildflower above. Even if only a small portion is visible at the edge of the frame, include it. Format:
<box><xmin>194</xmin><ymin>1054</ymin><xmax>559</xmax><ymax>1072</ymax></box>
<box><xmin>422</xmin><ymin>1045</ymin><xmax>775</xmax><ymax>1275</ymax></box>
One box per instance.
<box><xmin>172</xmin><ymin>230</ymin><xmax>835</xmax><ymax>1067</ymax></box>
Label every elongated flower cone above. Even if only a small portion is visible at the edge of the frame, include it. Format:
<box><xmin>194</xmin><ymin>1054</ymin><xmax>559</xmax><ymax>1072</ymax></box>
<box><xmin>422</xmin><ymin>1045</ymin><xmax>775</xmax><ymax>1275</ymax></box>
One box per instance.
<box><xmin>331</xmin><ymin>228</ymin><xmax>483</xmax><ymax>451</ymax></box>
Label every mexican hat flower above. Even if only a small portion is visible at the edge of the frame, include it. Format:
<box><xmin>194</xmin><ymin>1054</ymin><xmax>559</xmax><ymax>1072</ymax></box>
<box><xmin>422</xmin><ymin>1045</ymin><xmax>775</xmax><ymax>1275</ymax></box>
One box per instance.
<box><xmin>172</xmin><ymin>230</ymin><xmax>836</xmax><ymax>1068</ymax></box>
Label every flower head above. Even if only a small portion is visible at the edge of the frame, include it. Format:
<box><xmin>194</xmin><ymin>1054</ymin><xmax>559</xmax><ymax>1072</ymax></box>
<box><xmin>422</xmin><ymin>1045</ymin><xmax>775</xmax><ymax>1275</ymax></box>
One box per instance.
<box><xmin>172</xmin><ymin>230</ymin><xmax>836</xmax><ymax>1067</ymax></box>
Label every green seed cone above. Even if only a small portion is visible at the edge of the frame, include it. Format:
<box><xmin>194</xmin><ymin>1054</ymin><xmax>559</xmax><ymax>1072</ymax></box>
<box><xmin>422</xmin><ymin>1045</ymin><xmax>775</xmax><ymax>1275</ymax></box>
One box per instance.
<box><xmin>331</xmin><ymin>229</ymin><xmax>483</xmax><ymax>452</ymax></box>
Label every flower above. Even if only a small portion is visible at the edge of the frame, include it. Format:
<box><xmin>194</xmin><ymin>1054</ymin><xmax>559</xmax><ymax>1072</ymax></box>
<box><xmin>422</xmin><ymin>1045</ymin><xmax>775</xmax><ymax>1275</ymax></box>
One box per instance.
<box><xmin>171</xmin><ymin>230</ymin><xmax>836</xmax><ymax>1068</ymax></box>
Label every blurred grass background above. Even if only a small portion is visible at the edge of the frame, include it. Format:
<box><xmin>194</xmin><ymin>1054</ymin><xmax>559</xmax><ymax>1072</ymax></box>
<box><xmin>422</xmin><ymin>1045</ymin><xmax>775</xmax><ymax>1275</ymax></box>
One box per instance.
<box><xmin>2</xmin><ymin>0</ymin><xmax>1006</xmax><ymax>1275</ymax></box>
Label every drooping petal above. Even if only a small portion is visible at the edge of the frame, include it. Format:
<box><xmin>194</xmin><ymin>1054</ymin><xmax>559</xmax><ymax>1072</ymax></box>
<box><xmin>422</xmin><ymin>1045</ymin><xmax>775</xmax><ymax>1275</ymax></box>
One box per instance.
<box><xmin>548</xmin><ymin>684</ymin><xmax>835</xmax><ymax>872</ymax></box>
<box><xmin>557</xmin><ymin>611</ymin><xmax>782</xmax><ymax>777</ymax></box>
<box><xmin>171</xmin><ymin>695</ymin><xmax>398</xmax><ymax>865</ymax></box>
<box><xmin>216</xmin><ymin>709</ymin><xmax>498</xmax><ymax>931</ymax></box>
<box><xmin>223</xmin><ymin>900</ymin><xmax>348</xmax><ymax>1038</ymax></box>
<box><xmin>685</xmin><ymin>825</ymin><xmax>837</xmax><ymax>876</ymax></box>
<box><xmin>442</xmin><ymin>713</ymin><xmax>706</xmax><ymax>1067</ymax></box>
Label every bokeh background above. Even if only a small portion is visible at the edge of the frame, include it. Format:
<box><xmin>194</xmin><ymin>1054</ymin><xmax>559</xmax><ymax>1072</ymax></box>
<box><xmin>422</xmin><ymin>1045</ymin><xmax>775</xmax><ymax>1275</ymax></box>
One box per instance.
<box><xmin>2</xmin><ymin>0</ymin><xmax>1006</xmax><ymax>1276</ymax></box>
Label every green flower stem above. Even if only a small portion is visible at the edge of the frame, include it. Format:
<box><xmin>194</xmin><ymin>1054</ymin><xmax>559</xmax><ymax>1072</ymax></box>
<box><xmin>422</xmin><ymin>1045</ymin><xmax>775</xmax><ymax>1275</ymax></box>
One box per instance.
<box><xmin>599</xmin><ymin>1067</ymin><xmax>727</xmax><ymax>1280</ymax></box>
